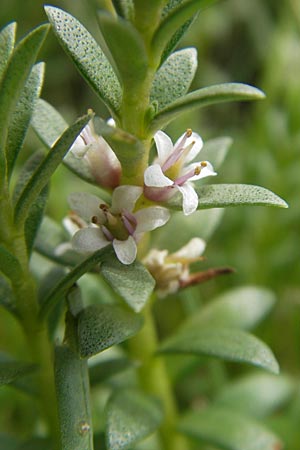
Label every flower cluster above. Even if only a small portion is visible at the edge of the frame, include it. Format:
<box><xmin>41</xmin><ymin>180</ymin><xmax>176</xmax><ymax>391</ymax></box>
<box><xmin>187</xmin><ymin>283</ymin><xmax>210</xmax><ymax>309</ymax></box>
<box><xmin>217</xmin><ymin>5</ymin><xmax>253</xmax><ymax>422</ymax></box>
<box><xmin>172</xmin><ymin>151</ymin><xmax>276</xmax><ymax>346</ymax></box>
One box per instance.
<box><xmin>67</xmin><ymin>186</ymin><xmax>170</xmax><ymax>265</ymax></box>
<box><xmin>66</xmin><ymin>123</ymin><xmax>216</xmax><ymax>265</ymax></box>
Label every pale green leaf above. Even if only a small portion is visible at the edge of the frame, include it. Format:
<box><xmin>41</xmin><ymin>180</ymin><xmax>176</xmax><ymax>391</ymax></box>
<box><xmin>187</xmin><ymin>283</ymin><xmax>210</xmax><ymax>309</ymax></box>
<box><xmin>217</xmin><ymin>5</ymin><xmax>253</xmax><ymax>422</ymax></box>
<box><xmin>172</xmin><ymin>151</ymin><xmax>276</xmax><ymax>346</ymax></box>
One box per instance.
<box><xmin>39</xmin><ymin>246</ymin><xmax>112</xmax><ymax>319</ymax></box>
<box><xmin>167</xmin><ymin>184</ymin><xmax>288</xmax><ymax>210</ymax></box>
<box><xmin>13</xmin><ymin>151</ymin><xmax>49</xmax><ymax>254</ymax></box>
<box><xmin>181</xmin><ymin>286</ymin><xmax>276</xmax><ymax>331</ymax></box>
<box><xmin>151</xmin><ymin>47</ymin><xmax>198</xmax><ymax>109</ymax></box>
<box><xmin>14</xmin><ymin>113</ymin><xmax>92</xmax><ymax>227</ymax></box>
<box><xmin>32</xmin><ymin>98</ymin><xmax>97</xmax><ymax>184</ymax></box>
<box><xmin>0</xmin><ymin>22</ymin><xmax>17</xmax><ymax>81</ymax></box>
<box><xmin>159</xmin><ymin>327</ymin><xmax>279</xmax><ymax>374</ymax></box>
<box><xmin>216</xmin><ymin>372</ymin><xmax>295</xmax><ymax>419</ymax></box>
<box><xmin>152</xmin><ymin>0</ymin><xmax>216</xmax><ymax>58</ymax></box>
<box><xmin>31</xmin><ymin>98</ymin><xmax>68</xmax><ymax>148</ymax></box>
<box><xmin>178</xmin><ymin>406</ymin><xmax>282</xmax><ymax>450</ymax></box>
<box><xmin>106</xmin><ymin>388</ymin><xmax>163</xmax><ymax>450</ymax></box>
<box><xmin>98</xmin><ymin>12</ymin><xmax>148</xmax><ymax>87</ymax></box>
<box><xmin>101</xmin><ymin>255</ymin><xmax>155</xmax><ymax>312</ymax></box>
<box><xmin>45</xmin><ymin>6</ymin><xmax>122</xmax><ymax>114</ymax></box>
<box><xmin>55</xmin><ymin>345</ymin><xmax>93</xmax><ymax>450</ymax></box>
<box><xmin>78</xmin><ymin>304</ymin><xmax>143</xmax><ymax>358</ymax></box>
<box><xmin>149</xmin><ymin>83</ymin><xmax>265</xmax><ymax>131</ymax></box>
<box><xmin>0</xmin><ymin>24</ymin><xmax>48</xmax><ymax>161</ymax></box>
<box><xmin>34</xmin><ymin>216</ymin><xmax>81</xmax><ymax>267</ymax></box>
<box><xmin>6</xmin><ymin>62</ymin><xmax>45</xmax><ymax>178</ymax></box>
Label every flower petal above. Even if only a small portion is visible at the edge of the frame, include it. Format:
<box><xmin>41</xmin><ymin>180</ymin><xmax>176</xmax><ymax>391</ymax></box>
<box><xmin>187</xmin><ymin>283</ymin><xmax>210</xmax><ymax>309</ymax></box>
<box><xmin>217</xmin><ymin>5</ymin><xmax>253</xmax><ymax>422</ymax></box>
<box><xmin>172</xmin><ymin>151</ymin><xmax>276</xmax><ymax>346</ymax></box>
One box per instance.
<box><xmin>187</xmin><ymin>161</ymin><xmax>217</xmax><ymax>181</ymax></box>
<box><xmin>72</xmin><ymin>227</ymin><xmax>109</xmax><ymax>253</ymax></box>
<box><xmin>176</xmin><ymin>183</ymin><xmax>199</xmax><ymax>215</ymax></box>
<box><xmin>135</xmin><ymin>207</ymin><xmax>170</xmax><ymax>232</ymax></box>
<box><xmin>174</xmin><ymin>131</ymin><xmax>203</xmax><ymax>163</ymax></box>
<box><xmin>68</xmin><ymin>192</ymin><xmax>106</xmax><ymax>223</ymax></box>
<box><xmin>144</xmin><ymin>164</ymin><xmax>174</xmax><ymax>187</ymax></box>
<box><xmin>173</xmin><ymin>237</ymin><xmax>206</xmax><ymax>259</ymax></box>
<box><xmin>113</xmin><ymin>236</ymin><xmax>137</xmax><ymax>265</ymax></box>
<box><xmin>154</xmin><ymin>130</ymin><xmax>174</xmax><ymax>164</ymax></box>
<box><xmin>111</xmin><ymin>185</ymin><xmax>143</xmax><ymax>213</ymax></box>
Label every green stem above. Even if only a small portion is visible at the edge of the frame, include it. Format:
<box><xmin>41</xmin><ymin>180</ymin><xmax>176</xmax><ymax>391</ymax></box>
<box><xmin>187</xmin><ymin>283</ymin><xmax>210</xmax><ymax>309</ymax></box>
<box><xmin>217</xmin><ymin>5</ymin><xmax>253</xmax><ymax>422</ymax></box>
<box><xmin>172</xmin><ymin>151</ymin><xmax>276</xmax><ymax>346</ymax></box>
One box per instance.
<box><xmin>128</xmin><ymin>299</ymin><xmax>190</xmax><ymax>450</ymax></box>
<box><xmin>8</xmin><ymin>227</ymin><xmax>60</xmax><ymax>447</ymax></box>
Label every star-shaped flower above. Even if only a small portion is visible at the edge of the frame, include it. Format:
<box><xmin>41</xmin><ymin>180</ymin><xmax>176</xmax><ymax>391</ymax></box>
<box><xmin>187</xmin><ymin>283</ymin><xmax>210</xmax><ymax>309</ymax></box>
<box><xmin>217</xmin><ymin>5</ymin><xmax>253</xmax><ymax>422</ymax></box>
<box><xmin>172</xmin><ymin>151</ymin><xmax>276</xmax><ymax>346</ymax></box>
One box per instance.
<box><xmin>67</xmin><ymin>186</ymin><xmax>170</xmax><ymax>265</ymax></box>
<box><xmin>144</xmin><ymin>129</ymin><xmax>216</xmax><ymax>215</ymax></box>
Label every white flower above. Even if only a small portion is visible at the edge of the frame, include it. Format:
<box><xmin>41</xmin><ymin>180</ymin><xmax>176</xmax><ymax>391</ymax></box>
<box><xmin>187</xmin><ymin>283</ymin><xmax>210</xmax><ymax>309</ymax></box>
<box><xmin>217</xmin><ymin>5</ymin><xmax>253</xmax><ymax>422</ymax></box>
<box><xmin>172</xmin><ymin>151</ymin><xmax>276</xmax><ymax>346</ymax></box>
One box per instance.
<box><xmin>144</xmin><ymin>129</ymin><xmax>216</xmax><ymax>215</ymax></box>
<box><xmin>68</xmin><ymin>186</ymin><xmax>170</xmax><ymax>265</ymax></box>
<box><xmin>143</xmin><ymin>238</ymin><xmax>206</xmax><ymax>298</ymax></box>
<box><xmin>69</xmin><ymin>119</ymin><xmax>121</xmax><ymax>189</ymax></box>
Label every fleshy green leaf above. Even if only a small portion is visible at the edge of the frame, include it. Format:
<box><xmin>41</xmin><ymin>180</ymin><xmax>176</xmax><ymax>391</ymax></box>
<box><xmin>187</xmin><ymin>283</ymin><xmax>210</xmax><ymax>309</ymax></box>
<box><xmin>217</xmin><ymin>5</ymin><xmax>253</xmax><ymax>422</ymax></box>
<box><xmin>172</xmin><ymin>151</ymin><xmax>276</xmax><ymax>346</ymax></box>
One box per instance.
<box><xmin>78</xmin><ymin>304</ymin><xmax>143</xmax><ymax>358</ymax></box>
<box><xmin>39</xmin><ymin>246</ymin><xmax>112</xmax><ymax>319</ymax></box>
<box><xmin>98</xmin><ymin>12</ymin><xmax>148</xmax><ymax>88</ymax></box>
<box><xmin>31</xmin><ymin>99</ymin><xmax>97</xmax><ymax>184</ymax></box>
<box><xmin>45</xmin><ymin>6</ymin><xmax>122</xmax><ymax>114</ymax></box>
<box><xmin>0</xmin><ymin>358</ymin><xmax>36</xmax><ymax>386</ymax></box>
<box><xmin>216</xmin><ymin>372</ymin><xmax>295</xmax><ymax>419</ymax></box>
<box><xmin>6</xmin><ymin>62</ymin><xmax>45</xmax><ymax>178</ymax></box>
<box><xmin>31</xmin><ymin>99</ymin><xmax>68</xmax><ymax>148</ymax></box>
<box><xmin>149</xmin><ymin>83</ymin><xmax>265</xmax><ymax>131</ymax></box>
<box><xmin>101</xmin><ymin>254</ymin><xmax>155</xmax><ymax>312</ymax></box>
<box><xmin>13</xmin><ymin>151</ymin><xmax>49</xmax><ymax>254</ymax></box>
<box><xmin>0</xmin><ymin>24</ymin><xmax>49</xmax><ymax>166</ymax></box>
<box><xmin>159</xmin><ymin>327</ymin><xmax>279</xmax><ymax>374</ymax></box>
<box><xmin>151</xmin><ymin>47</ymin><xmax>198</xmax><ymax>109</ymax></box>
<box><xmin>181</xmin><ymin>286</ymin><xmax>276</xmax><ymax>331</ymax></box>
<box><xmin>178</xmin><ymin>406</ymin><xmax>282</xmax><ymax>450</ymax></box>
<box><xmin>106</xmin><ymin>388</ymin><xmax>163</xmax><ymax>450</ymax></box>
<box><xmin>55</xmin><ymin>345</ymin><xmax>93</xmax><ymax>450</ymax></box>
<box><xmin>152</xmin><ymin>0</ymin><xmax>216</xmax><ymax>59</ymax></box>
<box><xmin>14</xmin><ymin>112</ymin><xmax>92</xmax><ymax>227</ymax></box>
<box><xmin>34</xmin><ymin>216</ymin><xmax>81</xmax><ymax>267</ymax></box>
<box><xmin>167</xmin><ymin>184</ymin><xmax>288</xmax><ymax>210</ymax></box>
<box><xmin>89</xmin><ymin>357</ymin><xmax>135</xmax><ymax>386</ymax></box>
<box><xmin>0</xmin><ymin>22</ymin><xmax>17</xmax><ymax>82</ymax></box>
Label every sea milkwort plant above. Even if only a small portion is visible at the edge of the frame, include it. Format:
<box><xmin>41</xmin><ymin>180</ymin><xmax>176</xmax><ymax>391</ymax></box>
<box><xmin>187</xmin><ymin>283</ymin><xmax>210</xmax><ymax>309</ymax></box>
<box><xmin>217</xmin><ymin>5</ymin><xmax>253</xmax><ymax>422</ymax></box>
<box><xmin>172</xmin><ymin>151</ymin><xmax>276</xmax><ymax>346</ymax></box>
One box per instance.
<box><xmin>0</xmin><ymin>1</ymin><xmax>289</xmax><ymax>450</ymax></box>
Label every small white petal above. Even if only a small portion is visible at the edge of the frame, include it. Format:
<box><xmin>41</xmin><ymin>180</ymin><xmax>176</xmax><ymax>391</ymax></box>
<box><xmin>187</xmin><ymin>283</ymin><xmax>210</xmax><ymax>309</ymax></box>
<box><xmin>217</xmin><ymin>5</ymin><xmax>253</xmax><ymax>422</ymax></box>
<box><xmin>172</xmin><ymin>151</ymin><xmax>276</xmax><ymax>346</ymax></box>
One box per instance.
<box><xmin>68</xmin><ymin>192</ymin><xmax>106</xmax><ymax>223</ymax></box>
<box><xmin>176</xmin><ymin>183</ymin><xmax>199</xmax><ymax>215</ymax></box>
<box><xmin>113</xmin><ymin>236</ymin><xmax>137</xmax><ymax>265</ymax></box>
<box><xmin>107</xmin><ymin>117</ymin><xmax>116</xmax><ymax>127</ymax></box>
<box><xmin>182</xmin><ymin>132</ymin><xmax>203</xmax><ymax>163</ymax></box>
<box><xmin>154</xmin><ymin>130</ymin><xmax>174</xmax><ymax>164</ymax></box>
<box><xmin>144</xmin><ymin>164</ymin><xmax>173</xmax><ymax>187</ymax></box>
<box><xmin>188</xmin><ymin>161</ymin><xmax>217</xmax><ymax>181</ymax></box>
<box><xmin>173</xmin><ymin>238</ymin><xmax>206</xmax><ymax>259</ymax></box>
<box><xmin>135</xmin><ymin>207</ymin><xmax>170</xmax><ymax>232</ymax></box>
<box><xmin>72</xmin><ymin>227</ymin><xmax>109</xmax><ymax>253</ymax></box>
<box><xmin>111</xmin><ymin>185</ymin><xmax>143</xmax><ymax>213</ymax></box>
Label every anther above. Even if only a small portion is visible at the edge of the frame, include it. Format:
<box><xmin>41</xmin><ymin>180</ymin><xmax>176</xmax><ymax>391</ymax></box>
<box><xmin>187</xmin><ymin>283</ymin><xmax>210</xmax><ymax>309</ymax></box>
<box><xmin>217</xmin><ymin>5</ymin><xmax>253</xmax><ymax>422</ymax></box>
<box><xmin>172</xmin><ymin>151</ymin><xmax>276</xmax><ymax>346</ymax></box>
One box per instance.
<box><xmin>194</xmin><ymin>166</ymin><xmax>201</xmax><ymax>176</ymax></box>
<box><xmin>201</xmin><ymin>161</ymin><xmax>207</xmax><ymax>167</ymax></box>
<box><xmin>186</xmin><ymin>128</ymin><xmax>193</xmax><ymax>137</ymax></box>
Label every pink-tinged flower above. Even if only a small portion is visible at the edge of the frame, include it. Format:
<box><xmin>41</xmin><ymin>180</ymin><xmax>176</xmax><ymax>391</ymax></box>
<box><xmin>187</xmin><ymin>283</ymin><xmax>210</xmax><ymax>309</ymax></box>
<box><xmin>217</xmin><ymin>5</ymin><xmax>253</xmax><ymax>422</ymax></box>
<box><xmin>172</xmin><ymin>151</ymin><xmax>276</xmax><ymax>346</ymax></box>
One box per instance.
<box><xmin>67</xmin><ymin>186</ymin><xmax>170</xmax><ymax>265</ymax></box>
<box><xmin>69</xmin><ymin>119</ymin><xmax>121</xmax><ymax>189</ymax></box>
<box><xmin>144</xmin><ymin>129</ymin><xmax>216</xmax><ymax>215</ymax></box>
<box><xmin>142</xmin><ymin>238</ymin><xmax>206</xmax><ymax>298</ymax></box>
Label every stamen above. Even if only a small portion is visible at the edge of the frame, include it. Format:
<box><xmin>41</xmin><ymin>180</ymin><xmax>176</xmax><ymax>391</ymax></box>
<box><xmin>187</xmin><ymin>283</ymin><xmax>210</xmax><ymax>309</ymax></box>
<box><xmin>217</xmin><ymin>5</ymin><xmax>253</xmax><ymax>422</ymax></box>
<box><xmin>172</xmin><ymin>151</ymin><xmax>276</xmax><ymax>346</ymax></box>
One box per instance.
<box><xmin>122</xmin><ymin>211</ymin><xmax>137</xmax><ymax>235</ymax></box>
<box><xmin>162</xmin><ymin>129</ymin><xmax>194</xmax><ymax>173</ymax></box>
<box><xmin>174</xmin><ymin>165</ymin><xmax>201</xmax><ymax>186</ymax></box>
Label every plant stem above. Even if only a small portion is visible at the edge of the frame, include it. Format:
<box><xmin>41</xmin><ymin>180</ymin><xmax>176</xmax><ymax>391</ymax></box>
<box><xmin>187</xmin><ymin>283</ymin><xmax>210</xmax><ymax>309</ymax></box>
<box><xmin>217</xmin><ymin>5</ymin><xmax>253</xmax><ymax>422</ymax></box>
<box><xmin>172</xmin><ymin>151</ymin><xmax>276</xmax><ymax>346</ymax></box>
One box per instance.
<box><xmin>128</xmin><ymin>300</ymin><xmax>190</xmax><ymax>450</ymax></box>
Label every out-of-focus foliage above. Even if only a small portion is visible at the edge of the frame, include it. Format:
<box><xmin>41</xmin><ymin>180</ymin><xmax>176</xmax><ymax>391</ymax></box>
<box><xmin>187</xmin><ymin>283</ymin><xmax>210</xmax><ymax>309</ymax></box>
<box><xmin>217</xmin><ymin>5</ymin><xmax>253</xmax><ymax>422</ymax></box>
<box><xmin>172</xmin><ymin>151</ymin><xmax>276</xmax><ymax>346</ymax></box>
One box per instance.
<box><xmin>1</xmin><ymin>0</ymin><xmax>300</xmax><ymax>448</ymax></box>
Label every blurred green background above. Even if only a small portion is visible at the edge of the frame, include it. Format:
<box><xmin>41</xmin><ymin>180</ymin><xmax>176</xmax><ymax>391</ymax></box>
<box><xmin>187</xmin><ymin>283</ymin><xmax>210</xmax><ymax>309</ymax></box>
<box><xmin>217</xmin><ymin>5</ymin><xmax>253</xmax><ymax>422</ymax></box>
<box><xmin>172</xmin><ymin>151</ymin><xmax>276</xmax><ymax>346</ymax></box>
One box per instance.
<box><xmin>1</xmin><ymin>0</ymin><xmax>300</xmax><ymax>447</ymax></box>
